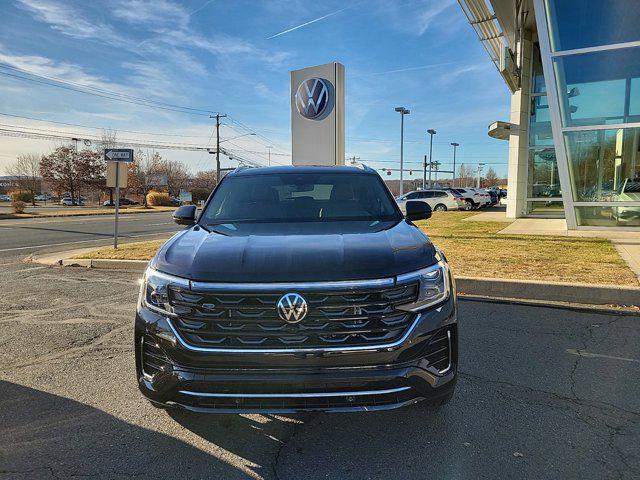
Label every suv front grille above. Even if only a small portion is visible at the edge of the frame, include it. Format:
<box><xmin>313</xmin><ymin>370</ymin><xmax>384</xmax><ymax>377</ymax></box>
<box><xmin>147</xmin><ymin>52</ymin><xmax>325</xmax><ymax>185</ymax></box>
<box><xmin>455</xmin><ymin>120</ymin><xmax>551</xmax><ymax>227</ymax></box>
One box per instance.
<box><xmin>167</xmin><ymin>283</ymin><xmax>419</xmax><ymax>349</ymax></box>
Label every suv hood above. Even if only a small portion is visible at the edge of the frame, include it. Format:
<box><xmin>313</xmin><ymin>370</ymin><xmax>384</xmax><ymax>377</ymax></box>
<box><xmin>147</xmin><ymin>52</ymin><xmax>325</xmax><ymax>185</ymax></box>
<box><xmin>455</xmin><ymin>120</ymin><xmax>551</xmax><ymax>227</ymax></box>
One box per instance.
<box><xmin>151</xmin><ymin>221</ymin><xmax>436</xmax><ymax>283</ymax></box>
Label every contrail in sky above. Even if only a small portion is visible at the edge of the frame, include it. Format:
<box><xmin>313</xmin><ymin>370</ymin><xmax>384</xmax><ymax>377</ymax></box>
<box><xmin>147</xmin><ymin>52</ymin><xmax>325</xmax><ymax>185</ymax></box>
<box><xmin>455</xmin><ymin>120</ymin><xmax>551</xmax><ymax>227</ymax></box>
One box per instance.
<box><xmin>267</xmin><ymin>7</ymin><xmax>350</xmax><ymax>39</ymax></box>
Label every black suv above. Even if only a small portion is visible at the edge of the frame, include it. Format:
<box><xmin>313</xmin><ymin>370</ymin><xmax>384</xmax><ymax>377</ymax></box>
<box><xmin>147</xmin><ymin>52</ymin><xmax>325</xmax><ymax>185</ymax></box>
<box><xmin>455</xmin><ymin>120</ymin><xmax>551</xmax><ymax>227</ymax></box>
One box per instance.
<box><xmin>136</xmin><ymin>165</ymin><xmax>457</xmax><ymax>413</ymax></box>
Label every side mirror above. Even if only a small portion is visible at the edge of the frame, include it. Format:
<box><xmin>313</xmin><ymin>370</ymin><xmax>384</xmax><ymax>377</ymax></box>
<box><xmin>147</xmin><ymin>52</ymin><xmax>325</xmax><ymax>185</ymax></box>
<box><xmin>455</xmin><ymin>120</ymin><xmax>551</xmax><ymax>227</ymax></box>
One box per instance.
<box><xmin>405</xmin><ymin>200</ymin><xmax>432</xmax><ymax>222</ymax></box>
<box><xmin>173</xmin><ymin>204</ymin><xmax>197</xmax><ymax>225</ymax></box>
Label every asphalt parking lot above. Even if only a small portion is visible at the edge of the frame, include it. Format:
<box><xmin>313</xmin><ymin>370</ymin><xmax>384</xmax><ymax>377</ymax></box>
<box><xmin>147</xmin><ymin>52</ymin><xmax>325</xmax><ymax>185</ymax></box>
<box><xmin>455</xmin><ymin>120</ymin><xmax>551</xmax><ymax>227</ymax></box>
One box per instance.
<box><xmin>1</xmin><ymin>253</ymin><xmax>638</xmax><ymax>480</ymax></box>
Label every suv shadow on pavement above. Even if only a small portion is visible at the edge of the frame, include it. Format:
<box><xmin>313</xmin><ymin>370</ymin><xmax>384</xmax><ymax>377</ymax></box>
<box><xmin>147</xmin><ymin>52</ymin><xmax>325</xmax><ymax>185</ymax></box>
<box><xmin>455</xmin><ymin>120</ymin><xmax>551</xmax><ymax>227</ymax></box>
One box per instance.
<box><xmin>0</xmin><ymin>381</ymin><xmax>279</xmax><ymax>479</ymax></box>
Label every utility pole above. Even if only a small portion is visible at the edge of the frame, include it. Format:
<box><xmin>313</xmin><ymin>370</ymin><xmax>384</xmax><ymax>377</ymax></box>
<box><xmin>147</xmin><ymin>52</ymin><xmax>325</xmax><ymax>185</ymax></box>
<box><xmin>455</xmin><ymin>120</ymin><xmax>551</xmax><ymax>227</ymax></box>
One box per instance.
<box><xmin>211</xmin><ymin>113</ymin><xmax>227</xmax><ymax>181</ymax></box>
<box><xmin>426</xmin><ymin>129</ymin><xmax>436</xmax><ymax>189</ymax></box>
<box><xmin>432</xmin><ymin>161</ymin><xmax>441</xmax><ymax>185</ymax></box>
<box><xmin>477</xmin><ymin>163</ymin><xmax>485</xmax><ymax>188</ymax></box>
<box><xmin>450</xmin><ymin>142</ymin><xmax>459</xmax><ymax>187</ymax></box>
<box><xmin>267</xmin><ymin>146</ymin><xmax>273</xmax><ymax>166</ymax></box>
<box><xmin>395</xmin><ymin>107</ymin><xmax>410</xmax><ymax>196</ymax></box>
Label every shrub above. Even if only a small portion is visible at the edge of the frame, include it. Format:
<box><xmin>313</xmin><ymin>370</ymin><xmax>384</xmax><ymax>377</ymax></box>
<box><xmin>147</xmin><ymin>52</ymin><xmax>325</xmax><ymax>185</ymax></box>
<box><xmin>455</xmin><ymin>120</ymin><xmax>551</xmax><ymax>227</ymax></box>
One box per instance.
<box><xmin>12</xmin><ymin>201</ymin><xmax>27</xmax><ymax>213</ymax></box>
<box><xmin>9</xmin><ymin>190</ymin><xmax>33</xmax><ymax>203</ymax></box>
<box><xmin>146</xmin><ymin>190</ymin><xmax>173</xmax><ymax>206</ymax></box>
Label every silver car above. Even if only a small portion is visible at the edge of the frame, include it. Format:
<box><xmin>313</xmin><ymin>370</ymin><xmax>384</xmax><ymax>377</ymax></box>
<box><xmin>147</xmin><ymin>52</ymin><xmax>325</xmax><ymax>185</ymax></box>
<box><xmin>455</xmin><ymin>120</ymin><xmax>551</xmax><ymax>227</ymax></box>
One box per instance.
<box><xmin>396</xmin><ymin>189</ymin><xmax>464</xmax><ymax>213</ymax></box>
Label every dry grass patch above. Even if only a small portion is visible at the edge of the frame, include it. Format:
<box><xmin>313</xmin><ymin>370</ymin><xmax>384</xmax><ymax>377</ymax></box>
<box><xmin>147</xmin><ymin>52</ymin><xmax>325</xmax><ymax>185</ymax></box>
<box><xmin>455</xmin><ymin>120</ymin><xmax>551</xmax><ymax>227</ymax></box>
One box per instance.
<box><xmin>417</xmin><ymin>212</ymin><xmax>638</xmax><ymax>286</ymax></box>
<box><xmin>77</xmin><ymin>240</ymin><xmax>166</xmax><ymax>261</ymax></box>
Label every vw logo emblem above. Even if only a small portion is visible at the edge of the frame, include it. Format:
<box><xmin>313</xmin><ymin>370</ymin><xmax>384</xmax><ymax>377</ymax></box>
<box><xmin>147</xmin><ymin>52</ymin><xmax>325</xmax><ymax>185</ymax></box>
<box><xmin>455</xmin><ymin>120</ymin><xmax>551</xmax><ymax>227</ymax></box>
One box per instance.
<box><xmin>295</xmin><ymin>77</ymin><xmax>332</xmax><ymax>119</ymax></box>
<box><xmin>277</xmin><ymin>293</ymin><xmax>308</xmax><ymax>323</ymax></box>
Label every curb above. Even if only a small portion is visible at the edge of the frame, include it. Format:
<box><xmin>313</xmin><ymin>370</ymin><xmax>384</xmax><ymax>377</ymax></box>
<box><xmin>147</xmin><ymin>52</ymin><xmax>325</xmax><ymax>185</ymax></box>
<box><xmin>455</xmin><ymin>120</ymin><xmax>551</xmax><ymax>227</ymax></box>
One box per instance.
<box><xmin>58</xmin><ymin>257</ymin><xmax>149</xmax><ymax>271</ymax></box>
<box><xmin>456</xmin><ymin>276</ymin><xmax>639</xmax><ymax>308</ymax></box>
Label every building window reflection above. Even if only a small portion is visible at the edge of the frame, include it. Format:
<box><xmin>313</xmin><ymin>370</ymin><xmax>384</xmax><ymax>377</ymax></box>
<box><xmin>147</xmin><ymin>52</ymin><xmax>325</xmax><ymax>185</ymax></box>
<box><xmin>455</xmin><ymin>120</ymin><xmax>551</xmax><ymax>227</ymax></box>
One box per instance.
<box><xmin>553</xmin><ymin>47</ymin><xmax>640</xmax><ymax>127</ymax></box>
<box><xmin>545</xmin><ymin>0</ymin><xmax>640</xmax><ymax>52</ymax></box>
<box><xmin>565</xmin><ymin>128</ymin><xmax>640</xmax><ymax>202</ymax></box>
<box><xmin>528</xmin><ymin>149</ymin><xmax>561</xmax><ymax>198</ymax></box>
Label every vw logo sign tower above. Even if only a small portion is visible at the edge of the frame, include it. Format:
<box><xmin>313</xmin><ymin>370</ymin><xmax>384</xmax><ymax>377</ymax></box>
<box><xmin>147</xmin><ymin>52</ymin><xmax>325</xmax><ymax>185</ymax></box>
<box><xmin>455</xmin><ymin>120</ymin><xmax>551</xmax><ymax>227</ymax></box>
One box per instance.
<box><xmin>295</xmin><ymin>78</ymin><xmax>331</xmax><ymax>120</ymax></box>
<box><xmin>290</xmin><ymin>62</ymin><xmax>345</xmax><ymax>166</ymax></box>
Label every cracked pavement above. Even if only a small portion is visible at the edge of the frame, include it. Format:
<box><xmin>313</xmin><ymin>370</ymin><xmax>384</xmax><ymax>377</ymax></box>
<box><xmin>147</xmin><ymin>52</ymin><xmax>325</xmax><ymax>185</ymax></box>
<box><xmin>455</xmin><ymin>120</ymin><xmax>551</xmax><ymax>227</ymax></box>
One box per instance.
<box><xmin>0</xmin><ymin>251</ymin><xmax>638</xmax><ymax>479</ymax></box>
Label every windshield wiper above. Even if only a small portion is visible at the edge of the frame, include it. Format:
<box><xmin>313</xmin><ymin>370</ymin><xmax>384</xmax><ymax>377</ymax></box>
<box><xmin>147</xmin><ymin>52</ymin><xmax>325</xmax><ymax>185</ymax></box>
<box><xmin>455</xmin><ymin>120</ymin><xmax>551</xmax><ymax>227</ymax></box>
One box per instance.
<box><xmin>205</xmin><ymin>219</ymin><xmax>258</xmax><ymax>226</ymax></box>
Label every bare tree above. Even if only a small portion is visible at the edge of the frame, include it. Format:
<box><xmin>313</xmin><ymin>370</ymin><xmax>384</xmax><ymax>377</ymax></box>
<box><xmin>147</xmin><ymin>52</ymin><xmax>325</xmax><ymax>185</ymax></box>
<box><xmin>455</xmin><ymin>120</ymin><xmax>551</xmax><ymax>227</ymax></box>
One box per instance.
<box><xmin>6</xmin><ymin>153</ymin><xmax>41</xmax><ymax>205</ymax></box>
<box><xmin>154</xmin><ymin>157</ymin><xmax>189</xmax><ymax>196</ymax></box>
<box><xmin>484</xmin><ymin>167</ymin><xmax>499</xmax><ymax>187</ymax></box>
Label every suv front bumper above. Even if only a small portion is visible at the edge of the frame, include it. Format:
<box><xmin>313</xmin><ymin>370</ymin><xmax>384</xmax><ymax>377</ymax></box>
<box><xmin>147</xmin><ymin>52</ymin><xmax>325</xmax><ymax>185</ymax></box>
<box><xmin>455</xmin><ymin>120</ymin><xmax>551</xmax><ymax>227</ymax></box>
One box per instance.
<box><xmin>135</xmin><ymin>290</ymin><xmax>457</xmax><ymax>413</ymax></box>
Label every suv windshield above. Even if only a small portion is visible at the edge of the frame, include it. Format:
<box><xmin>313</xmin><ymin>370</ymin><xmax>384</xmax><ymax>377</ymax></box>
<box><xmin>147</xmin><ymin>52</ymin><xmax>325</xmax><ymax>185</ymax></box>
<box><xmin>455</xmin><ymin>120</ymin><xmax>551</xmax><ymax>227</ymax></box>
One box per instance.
<box><xmin>200</xmin><ymin>172</ymin><xmax>401</xmax><ymax>225</ymax></box>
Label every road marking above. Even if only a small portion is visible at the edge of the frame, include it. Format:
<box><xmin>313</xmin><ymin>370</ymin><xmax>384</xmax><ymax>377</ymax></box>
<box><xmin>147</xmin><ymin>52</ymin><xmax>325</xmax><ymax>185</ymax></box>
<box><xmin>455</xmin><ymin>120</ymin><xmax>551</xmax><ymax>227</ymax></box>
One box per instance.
<box><xmin>0</xmin><ymin>231</ymin><xmax>175</xmax><ymax>252</ymax></box>
<box><xmin>566</xmin><ymin>348</ymin><xmax>640</xmax><ymax>364</ymax></box>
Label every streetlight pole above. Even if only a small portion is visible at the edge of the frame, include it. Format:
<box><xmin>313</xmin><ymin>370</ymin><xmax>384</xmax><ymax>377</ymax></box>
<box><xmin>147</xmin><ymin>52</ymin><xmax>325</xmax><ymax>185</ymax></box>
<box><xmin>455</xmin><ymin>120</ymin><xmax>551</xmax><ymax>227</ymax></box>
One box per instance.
<box><xmin>450</xmin><ymin>142</ymin><xmax>459</xmax><ymax>187</ymax></box>
<box><xmin>425</xmin><ymin>129</ymin><xmax>436</xmax><ymax>189</ymax></box>
<box><xmin>267</xmin><ymin>146</ymin><xmax>272</xmax><ymax>166</ymax></box>
<box><xmin>395</xmin><ymin>107</ymin><xmax>410</xmax><ymax>196</ymax></box>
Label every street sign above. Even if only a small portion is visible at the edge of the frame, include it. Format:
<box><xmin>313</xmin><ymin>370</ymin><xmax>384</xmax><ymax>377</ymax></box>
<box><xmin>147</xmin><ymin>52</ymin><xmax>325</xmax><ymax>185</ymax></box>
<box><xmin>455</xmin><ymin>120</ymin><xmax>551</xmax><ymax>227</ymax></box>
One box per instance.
<box><xmin>179</xmin><ymin>190</ymin><xmax>192</xmax><ymax>203</ymax></box>
<box><xmin>106</xmin><ymin>162</ymin><xmax>128</xmax><ymax>188</ymax></box>
<box><xmin>104</xmin><ymin>148</ymin><xmax>133</xmax><ymax>250</ymax></box>
<box><xmin>147</xmin><ymin>174</ymin><xmax>168</xmax><ymax>186</ymax></box>
<box><xmin>104</xmin><ymin>148</ymin><xmax>133</xmax><ymax>162</ymax></box>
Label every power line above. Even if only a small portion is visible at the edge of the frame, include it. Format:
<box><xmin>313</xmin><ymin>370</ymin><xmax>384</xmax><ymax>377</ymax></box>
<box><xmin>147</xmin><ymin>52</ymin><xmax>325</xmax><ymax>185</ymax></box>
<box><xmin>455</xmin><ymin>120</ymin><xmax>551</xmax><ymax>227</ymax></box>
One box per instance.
<box><xmin>0</xmin><ymin>64</ymin><xmax>217</xmax><ymax>117</ymax></box>
<box><xmin>0</xmin><ymin>112</ymin><xmax>212</xmax><ymax>138</ymax></box>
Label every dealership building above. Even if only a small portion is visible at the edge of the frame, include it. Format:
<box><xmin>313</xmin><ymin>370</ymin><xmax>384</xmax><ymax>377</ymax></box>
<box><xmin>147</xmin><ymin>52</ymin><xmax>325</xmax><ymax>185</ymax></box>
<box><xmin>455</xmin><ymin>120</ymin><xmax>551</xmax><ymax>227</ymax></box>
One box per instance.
<box><xmin>459</xmin><ymin>0</ymin><xmax>640</xmax><ymax>229</ymax></box>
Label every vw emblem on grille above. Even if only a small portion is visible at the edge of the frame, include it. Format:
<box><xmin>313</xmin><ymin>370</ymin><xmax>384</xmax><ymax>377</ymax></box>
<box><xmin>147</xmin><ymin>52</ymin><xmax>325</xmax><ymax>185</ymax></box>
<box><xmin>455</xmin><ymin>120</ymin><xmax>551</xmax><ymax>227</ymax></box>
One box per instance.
<box><xmin>295</xmin><ymin>77</ymin><xmax>332</xmax><ymax>120</ymax></box>
<box><xmin>277</xmin><ymin>293</ymin><xmax>308</xmax><ymax>323</ymax></box>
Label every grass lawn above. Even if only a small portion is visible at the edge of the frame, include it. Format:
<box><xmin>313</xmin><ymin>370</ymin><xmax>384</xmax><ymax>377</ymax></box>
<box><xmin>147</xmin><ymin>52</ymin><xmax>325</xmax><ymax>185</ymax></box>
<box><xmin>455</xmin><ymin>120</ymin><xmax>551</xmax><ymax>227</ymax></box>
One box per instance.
<box><xmin>417</xmin><ymin>212</ymin><xmax>638</xmax><ymax>286</ymax></box>
<box><xmin>76</xmin><ymin>211</ymin><xmax>639</xmax><ymax>287</ymax></box>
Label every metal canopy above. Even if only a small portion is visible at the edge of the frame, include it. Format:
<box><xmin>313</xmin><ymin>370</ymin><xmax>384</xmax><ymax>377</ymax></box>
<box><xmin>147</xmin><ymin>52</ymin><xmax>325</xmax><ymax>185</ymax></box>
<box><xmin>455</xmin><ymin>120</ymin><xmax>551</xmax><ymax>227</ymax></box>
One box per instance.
<box><xmin>457</xmin><ymin>0</ymin><xmax>506</xmax><ymax>69</ymax></box>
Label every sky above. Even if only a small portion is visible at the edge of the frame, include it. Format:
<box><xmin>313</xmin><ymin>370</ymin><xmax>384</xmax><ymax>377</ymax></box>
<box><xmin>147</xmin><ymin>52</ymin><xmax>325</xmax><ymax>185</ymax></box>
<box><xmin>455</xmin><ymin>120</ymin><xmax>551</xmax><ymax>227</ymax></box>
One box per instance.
<box><xmin>0</xmin><ymin>0</ymin><xmax>510</xmax><ymax>180</ymax></box>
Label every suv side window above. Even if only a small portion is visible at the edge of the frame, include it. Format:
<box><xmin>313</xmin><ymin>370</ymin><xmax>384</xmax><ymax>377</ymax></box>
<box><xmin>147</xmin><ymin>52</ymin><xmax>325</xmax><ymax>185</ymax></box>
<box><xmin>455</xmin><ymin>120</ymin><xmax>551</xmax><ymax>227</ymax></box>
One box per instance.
<box><xmin>421</xmin><ymin>191</ymin><xmax>434</xmax><ymax>198</ymax></box>
<box><xmin>406</xmin><ymin>192</ymin><xmax>421</xmax><ymax>199</ymax></box>
<box><xmin>434</xmin><ymin>191</ymin><xmax>448</xmax><ymax>197</ymax></box>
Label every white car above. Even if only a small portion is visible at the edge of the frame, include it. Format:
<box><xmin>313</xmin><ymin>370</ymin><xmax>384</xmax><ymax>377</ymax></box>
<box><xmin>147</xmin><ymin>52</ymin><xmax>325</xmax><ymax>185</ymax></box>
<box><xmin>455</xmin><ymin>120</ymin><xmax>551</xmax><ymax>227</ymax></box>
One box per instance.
<box><xmin>469</xmin><ymin>188</ymin><xmax>492</xmax><ymax>207</ymax></box>
<box><xmin>0</xmin><ymin>194</ymin><xmax>11</xmax><ymax>202</ymax></box>
<box><xmin>451</xmin><ymin>188</ymin><xmax>485</xmax><ymax>210</ymax></box>
<box><xmin>612</xmin><ymin>179</ymin><xmax>640</xmax><ymax>224</ymax></box>
<box><xmin>396</xmin><ymin>189</ymin><xmax>465</xmax><ymax>213</ymax></box>
<box><xmin>60</xmin><ymin>197</ymin><xmax>85</xmax><ymax>206</ymax></box>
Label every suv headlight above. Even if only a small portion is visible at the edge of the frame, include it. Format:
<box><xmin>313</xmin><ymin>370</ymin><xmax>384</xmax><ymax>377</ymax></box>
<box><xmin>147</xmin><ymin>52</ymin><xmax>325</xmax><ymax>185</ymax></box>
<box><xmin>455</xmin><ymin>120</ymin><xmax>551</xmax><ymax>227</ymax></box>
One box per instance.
<box><xmin>139</xmin><ymin>267</ymin><xmax>189</xmax><ymax>317</ymax></box>
<box><xmin>396</xmin><ymin>262</ymin><xmax>450</xmax><ymax>312</ymax></box>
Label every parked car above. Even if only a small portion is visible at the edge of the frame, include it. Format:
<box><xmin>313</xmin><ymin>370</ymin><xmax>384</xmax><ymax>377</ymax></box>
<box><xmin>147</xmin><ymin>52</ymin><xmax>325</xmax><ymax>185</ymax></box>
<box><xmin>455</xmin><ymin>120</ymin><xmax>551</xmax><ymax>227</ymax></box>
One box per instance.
<box><xmin>486</xmin><ymin>190</ymin><xmax>499</xmax><ymax>206</ymax></box>
<box><xmin>60</xmin><ymin>197</ymin><xmax>85</xmax><ymax>206</ymax></box>
<box><xmin>0</xmin><ymin>194</ymin><xmax>11</xmax><ymax>202</ymax></box>
<box><xmin>136</xmin><ymin>165</ymin><xmax>457</xmax><ymax>413</ymax></box>
<box><xmin>34</xmin><ymin>194</ymin><xmax>52</xmax><ymax>201</ymax></box>
<box><xmin>446</xmin><ymin>188</ymin><xmax>482</xmax><ymax>210</ymax></box>
<box><xmin>103</xmin><ymin>198</ymin><xmax>140</xmax><ymax>206</ymax></box>
<box><xmin>396</xmin><ymin>189</ymin><xmax>464</xmax><ymax>213</ymax></box>
<box><xmin>612</xmin><ymin>178</ymin><xmax>640</xmax><ymax>224</ymax></box>
<box><xmin>469</xmin><ymin>188</ymin><xmax>492</xmax><ymax>207</ymax></box>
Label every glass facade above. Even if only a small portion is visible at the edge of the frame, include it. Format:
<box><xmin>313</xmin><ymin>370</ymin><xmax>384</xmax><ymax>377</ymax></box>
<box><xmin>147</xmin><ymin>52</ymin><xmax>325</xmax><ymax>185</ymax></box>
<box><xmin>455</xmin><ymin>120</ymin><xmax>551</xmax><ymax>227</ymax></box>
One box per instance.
<box><xmin>528</xmin><ymin>201</ymin><xmax>565</xmax><ymax>216</ymax></box>
<box><xmin>565</xmin><ymin>128</ymin><xmax>640</xmax><ymax>202</ymax></box>
<box><xmin>545</xmin><ymin>0</ymin><xmax>640</xmax><ymax>52</ymax></box>
<box><xmin>528</xmin><ymin>149</ymin><xmax>561</xmax><ymax>198</ymax></box>
<box><xmin>539</xmin><ymin>0</ymin><xmax>640</xmax><ymax>228</ymax></box>
<box><xmin>553</xmin><ymin>47</ymin><xmax>640</xmax><ymax>126</ymax></box>
<box><xmin>526</xmin><ymin>44</ymin><xmax>562</xmax><ymax>217</ymax></box>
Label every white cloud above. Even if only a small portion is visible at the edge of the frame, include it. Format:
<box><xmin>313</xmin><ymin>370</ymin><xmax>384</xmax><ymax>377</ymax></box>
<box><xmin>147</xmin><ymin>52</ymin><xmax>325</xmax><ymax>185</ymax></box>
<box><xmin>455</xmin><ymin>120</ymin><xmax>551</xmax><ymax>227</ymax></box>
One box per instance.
<box><xmin>112</xmin><ymin>0</ymin><xmax>191</xmax><ymax>29</ymax></box>
<box><xmin>14</xmin><ymin>0</ymin><xmax>127</xmax><ymax>46</ymax></box>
